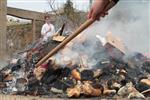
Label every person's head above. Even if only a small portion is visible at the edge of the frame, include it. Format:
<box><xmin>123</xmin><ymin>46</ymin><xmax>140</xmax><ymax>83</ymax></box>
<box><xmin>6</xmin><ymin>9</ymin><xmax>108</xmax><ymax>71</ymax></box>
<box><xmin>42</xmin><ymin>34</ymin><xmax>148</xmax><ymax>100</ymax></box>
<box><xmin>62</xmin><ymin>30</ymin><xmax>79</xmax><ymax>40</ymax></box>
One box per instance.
<box><xmin>44</xmin><ymin>16</ymin><xmax>51</xmax><ymax>24</ymax></box>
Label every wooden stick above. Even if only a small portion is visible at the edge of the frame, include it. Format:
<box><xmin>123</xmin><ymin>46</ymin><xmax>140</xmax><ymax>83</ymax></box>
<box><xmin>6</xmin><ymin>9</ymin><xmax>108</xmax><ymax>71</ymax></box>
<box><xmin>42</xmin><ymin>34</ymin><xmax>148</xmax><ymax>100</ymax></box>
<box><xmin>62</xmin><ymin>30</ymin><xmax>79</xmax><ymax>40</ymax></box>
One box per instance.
<box><xmin>36</xmin><ymin>19</ymin><xmax>95</xmax><ymax>67</ymax></box>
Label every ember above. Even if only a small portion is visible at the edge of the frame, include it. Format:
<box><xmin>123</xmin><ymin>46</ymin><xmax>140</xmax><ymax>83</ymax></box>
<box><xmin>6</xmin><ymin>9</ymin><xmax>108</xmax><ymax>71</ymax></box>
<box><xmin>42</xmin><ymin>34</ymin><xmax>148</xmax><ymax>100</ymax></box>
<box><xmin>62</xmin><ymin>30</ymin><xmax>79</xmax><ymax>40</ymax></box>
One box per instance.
<box><xmin>0</xmin><ymin>33</ymin><xmax>149</xmax><ymax>99</ymax></box>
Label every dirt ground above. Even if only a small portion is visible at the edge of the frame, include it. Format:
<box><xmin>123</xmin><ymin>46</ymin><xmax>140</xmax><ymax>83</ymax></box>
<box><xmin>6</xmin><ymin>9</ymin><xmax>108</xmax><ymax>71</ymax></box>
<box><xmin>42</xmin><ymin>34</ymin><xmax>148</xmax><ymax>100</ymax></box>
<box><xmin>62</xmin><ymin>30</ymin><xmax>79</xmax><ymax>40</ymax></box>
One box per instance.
<box><xmin>1</xmin><ymin>94</ymin><xmax>150</xmax><ymax>100</ymax></box>
<box><xmin>0</xmin><ymin>94</ymin><xmax>64</xmax><ymax>100</ymax></box>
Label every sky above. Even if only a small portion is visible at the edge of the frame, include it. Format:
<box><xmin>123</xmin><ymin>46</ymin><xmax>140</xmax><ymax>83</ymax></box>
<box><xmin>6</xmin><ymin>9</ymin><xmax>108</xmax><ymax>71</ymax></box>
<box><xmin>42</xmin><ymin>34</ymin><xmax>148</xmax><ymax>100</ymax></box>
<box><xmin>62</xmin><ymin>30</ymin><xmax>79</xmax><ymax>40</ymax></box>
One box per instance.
<box><xmin>7</xmin><ymin>0</ymin><xmax>90</xmax><ymax>12</ymax></box>
<box><xmin>7</xmin><ymin>0</ymin><xmax>149</xmax><ymax>12</ymax></box>
<box><xmin>7</xmin><ymin>0</ymin><xmax>150</xmax><ymax>54</ymax></box>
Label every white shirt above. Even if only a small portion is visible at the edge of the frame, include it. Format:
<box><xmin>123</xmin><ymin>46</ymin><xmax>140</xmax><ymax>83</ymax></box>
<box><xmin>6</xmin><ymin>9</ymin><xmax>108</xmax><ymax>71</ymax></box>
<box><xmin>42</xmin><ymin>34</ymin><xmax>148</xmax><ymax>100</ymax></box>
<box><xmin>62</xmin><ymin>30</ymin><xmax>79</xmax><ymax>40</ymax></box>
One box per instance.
<box><xmin>41</xmin><ymin>23</ymin><xmax>55</xmax><ymax>41</ymax></box>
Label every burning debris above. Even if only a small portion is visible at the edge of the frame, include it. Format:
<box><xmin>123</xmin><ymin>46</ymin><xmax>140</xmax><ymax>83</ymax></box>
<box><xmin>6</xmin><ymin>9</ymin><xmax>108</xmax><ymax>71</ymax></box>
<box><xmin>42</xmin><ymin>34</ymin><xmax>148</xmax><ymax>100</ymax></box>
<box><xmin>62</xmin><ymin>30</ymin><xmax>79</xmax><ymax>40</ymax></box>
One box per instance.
<box><xmin>0</xmin><ymin>32</ymin><xmax>149</xmax><ymax>99</ymax></box>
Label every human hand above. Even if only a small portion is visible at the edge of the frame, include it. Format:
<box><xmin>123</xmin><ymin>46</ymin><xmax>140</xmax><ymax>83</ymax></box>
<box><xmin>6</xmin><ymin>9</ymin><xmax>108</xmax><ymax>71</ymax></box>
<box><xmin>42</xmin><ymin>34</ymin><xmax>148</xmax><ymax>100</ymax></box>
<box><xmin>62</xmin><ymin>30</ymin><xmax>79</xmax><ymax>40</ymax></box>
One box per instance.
<box><xmin>88</xmin><ymin>0</ymin><xmax>109</xmax><ymax>20</ymax></box>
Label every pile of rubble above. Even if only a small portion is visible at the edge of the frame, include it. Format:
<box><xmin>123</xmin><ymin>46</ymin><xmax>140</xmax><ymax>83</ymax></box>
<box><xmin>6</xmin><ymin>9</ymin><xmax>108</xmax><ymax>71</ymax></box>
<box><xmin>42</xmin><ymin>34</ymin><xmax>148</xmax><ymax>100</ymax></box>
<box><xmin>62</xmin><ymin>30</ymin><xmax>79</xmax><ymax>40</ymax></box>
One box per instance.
<box><xmin>0</xmin><ymin>33</ymin><xmax>149</xmax><ymax>99</ymax></box>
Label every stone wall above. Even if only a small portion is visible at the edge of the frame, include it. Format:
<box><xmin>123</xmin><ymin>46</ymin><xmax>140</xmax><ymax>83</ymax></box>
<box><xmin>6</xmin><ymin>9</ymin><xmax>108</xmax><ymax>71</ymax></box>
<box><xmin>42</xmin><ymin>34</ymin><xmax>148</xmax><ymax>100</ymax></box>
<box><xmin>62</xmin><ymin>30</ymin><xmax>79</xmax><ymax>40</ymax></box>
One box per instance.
<box><xmin>0</xmin><ymin>0</ymin><xmax>7</xmax><ymax>57</ymax></box>
<box><xmin>6</xmin><ymin>21</ymin><xmax>44</xmax><ymax>55</ymax></box>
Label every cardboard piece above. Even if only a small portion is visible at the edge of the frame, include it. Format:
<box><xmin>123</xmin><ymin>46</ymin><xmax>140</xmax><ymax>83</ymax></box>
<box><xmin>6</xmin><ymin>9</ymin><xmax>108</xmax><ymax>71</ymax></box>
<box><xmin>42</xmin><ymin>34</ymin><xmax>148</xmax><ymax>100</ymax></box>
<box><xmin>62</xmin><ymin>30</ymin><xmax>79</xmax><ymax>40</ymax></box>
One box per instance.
<box><xmin>52</xmin><ymin>36</ymin><xmax>66</xmax><ymax>42</ymax></box>
<box><xmin>105</xmin><ymin>32</ymin><xmax>126</xmax><ymax>54</ymax></box>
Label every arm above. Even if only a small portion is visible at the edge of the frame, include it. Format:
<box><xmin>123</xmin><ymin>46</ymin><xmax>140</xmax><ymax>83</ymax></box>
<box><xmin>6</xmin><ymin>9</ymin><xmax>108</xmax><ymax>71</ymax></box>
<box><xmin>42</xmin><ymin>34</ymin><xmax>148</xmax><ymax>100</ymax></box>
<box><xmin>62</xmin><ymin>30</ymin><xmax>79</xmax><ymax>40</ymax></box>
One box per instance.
<box><xmin>51</xmin><ymin>24</ymin><xmax>57</xmax><ymax>36</ymax></box>
<box><xmin>41</xmin><ymin>25</ymin><xmax>46</xmax><ymax>36</ymax></box>
<box><xmin>88</xmin><ymin>0</ymin><xmax>119</xmax><ymax>20</ymax></box>
<box><xmin>52</xmin><ymin>25</ymin><xmax>55</xmax><ymax>34</ymax></box>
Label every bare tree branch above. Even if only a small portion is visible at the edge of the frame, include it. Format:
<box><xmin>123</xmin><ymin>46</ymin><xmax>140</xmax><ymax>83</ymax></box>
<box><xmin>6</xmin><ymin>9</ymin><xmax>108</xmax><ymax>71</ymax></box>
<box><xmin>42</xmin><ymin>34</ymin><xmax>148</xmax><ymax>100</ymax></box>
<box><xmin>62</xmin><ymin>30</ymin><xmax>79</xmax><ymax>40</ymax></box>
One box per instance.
<box><xmin>47</xmin><ymin>0</ymin><xmax>61</xmax><ymax>16</ymax></box>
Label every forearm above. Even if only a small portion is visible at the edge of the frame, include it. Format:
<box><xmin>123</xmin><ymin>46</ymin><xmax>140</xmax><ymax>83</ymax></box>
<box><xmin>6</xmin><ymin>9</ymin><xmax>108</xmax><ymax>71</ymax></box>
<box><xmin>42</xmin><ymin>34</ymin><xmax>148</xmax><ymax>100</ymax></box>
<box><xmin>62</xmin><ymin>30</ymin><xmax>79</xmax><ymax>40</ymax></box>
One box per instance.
<box><xmin>94</xmin><ymin>0</ymin><xmax>119</xmax><ymax>9</ymax></box>
<box><xmin>104</xmin><ymin>0</ymin><xmax>119</xmax><ymax>12</ymax></box>
<box><xmin>93</xmin><ymin>0</ymin><xmax>109</xmax><ymax>10</ymax></box>
<box><xmin>89</xmin><ymin>0</ymin><xmax>119</xmax><ymax>20</ymax></box>
<box><xmin>42</xmin><ymin>30</ymin><xmax>50</xmax><ymax>36</ymax></box>
<box><xmin>112</xmin><ymin>0</ymin><xmax>119</xmax><ymax>4</ymax></box>
<box><xmin>88</xmin><ymin>0</ymin><xmax>120</xmax><ymax>20</ymax></box>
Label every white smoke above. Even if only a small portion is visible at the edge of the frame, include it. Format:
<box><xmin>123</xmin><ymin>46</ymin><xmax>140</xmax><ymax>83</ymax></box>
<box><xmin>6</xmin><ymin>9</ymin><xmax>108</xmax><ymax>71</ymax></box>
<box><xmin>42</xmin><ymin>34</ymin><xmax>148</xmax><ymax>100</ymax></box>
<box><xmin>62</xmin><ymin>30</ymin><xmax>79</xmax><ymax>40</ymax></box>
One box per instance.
<box><xmin>53</xmin><ymin>0</ymin><xmax>150</xmax><ymax>67</ymax></box>
<box><xmin>88</xmin><ymin>0</ymin><xmax>150</xmax><ymax>54</ymax></box>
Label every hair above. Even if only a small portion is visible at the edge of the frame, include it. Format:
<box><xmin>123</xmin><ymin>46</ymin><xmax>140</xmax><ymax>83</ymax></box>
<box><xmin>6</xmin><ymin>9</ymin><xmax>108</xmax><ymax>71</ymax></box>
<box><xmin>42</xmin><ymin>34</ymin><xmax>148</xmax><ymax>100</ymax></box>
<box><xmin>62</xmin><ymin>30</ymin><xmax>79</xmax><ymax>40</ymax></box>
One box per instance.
<box><xmin>44</xmin><ymin>16</ymin><xmax>50</xmax><ymax>20</ymax></box>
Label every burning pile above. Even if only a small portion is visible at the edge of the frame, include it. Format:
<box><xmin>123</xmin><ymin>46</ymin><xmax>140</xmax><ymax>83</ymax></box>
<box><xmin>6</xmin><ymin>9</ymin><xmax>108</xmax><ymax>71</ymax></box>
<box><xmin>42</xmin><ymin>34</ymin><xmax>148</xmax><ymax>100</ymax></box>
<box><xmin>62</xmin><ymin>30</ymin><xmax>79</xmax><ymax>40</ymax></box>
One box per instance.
<box><xmin>0</xmin><ymin>33</ymin><xmax>149</xmax><ymax>99</ymax></box>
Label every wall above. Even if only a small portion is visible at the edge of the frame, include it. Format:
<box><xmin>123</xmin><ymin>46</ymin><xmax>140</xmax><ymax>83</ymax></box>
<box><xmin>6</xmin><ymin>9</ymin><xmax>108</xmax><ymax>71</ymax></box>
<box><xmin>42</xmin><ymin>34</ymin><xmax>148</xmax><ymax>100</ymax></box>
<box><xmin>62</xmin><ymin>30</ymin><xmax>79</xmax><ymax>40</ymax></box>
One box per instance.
<box><xmin>6</xmin><ymin>21</ymin><xmax>44</xmax><ymax>55</ymax></box>
<box><xmin>0</xmin><ymin>0</ymin><xmax>7</xmax><ymax>57</ymax></box>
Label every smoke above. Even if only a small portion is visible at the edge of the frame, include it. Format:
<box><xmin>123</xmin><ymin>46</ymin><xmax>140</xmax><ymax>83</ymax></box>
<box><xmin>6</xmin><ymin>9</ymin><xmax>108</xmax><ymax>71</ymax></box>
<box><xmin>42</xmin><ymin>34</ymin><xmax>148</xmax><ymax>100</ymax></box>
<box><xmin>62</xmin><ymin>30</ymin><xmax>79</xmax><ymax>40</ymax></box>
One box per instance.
<box><xmin>53</xmin><ymin>0</ymin><xmax>150</xmax><ymax>67</ymax></box>
<box><xmin>89</xmin><ymin>0</ymin><xmax>150</xmax><ymax>54</ymax></box>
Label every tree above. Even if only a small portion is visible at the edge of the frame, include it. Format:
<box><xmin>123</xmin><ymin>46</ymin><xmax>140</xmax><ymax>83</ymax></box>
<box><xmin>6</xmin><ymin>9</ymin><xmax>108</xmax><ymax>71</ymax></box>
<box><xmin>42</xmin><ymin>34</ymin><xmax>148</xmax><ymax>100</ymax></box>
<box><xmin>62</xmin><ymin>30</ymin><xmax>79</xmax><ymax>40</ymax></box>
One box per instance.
<box><xmin>47</xmin><ymin>0</ymin><xmax>86</xmax><ymax>31</ymax></box>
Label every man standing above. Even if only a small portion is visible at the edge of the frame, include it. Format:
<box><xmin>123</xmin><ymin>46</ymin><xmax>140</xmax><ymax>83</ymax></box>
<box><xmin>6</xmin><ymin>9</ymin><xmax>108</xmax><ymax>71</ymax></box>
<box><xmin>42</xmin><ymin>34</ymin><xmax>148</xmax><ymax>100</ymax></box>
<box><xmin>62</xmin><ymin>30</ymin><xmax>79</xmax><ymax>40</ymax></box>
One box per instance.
<box><xmin>41</xmin><ymin>16</ymin><xmax>55</xmax><ymax>42</ymax></box>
